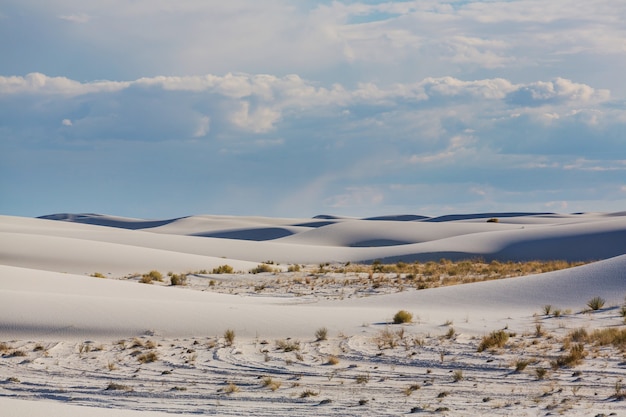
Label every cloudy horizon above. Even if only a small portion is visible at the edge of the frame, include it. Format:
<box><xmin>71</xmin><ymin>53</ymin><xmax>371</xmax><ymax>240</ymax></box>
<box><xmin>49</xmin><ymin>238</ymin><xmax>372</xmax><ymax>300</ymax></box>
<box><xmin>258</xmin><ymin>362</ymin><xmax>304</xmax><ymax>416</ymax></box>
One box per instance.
<box><xmin>1</xmin><ymin>0</ymin><xmax>625</xmax><ymax>219</ymax></box>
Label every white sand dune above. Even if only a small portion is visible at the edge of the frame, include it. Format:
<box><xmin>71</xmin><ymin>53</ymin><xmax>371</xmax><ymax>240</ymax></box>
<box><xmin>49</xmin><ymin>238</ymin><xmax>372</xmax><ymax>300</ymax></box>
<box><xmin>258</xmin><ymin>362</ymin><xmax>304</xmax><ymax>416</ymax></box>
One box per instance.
<box><xmin>1</xmin><ymin>212</ymin><xmax>626</xmax><ymax>416</ymax></box>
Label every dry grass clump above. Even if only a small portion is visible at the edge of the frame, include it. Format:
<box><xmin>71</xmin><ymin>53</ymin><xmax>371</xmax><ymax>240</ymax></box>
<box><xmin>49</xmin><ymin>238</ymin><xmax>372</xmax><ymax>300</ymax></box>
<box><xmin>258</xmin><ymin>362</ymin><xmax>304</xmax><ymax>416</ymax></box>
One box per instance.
<box><xmin>551</xmin><ymin>343</ymin><xmax>586</xmax><ymax>369</ymax></box>
<box><xmin>250</xmin><ymin>264</ymin><xmax>276</xmax><ymax>274</ymax></box>
<box><xmin>315</xmin><ymin>327</ymin><xmax>328</xmax><ymax>341</ymax></box>
<box><xmin>91</xmin><ymin>272</ymin><xmax>106</xmax><ymax>278</ymax></box>
<box><xmin>300</xmin><ymin>389</ymin><xmax>319</xmax><ymax>398</ymax></box>
<box><xmin>224</xmin><ymin>382</ymin><xmax>240</xmax><ymax>394</ymax></box>
<box><xmin>275</xmin><ymin>339</ymin><xmax>300</xmax><ymax>352</ymax></box>
<box><xmin>326</xmin><ymin>355</ymin><xmax>340</xmax><ymax>365</ymax></box>
<box><xmin>393</xmin><ymin>310</ymin><xmax>413</xmax><ymax>324</ymax></box>
<box><xmin>586</xmin><ymin>296</ymin><xmax>605</xmax><ymax>311</ymax></box>
<box><xmin>169</xmin><ymin>272</ymin><xmax>187</xmax><ymax>286</ymax></box>
<box><xmin>374</xmin><ymin>327</ymin><xmax>404</xmax><ymax>349</ymax></box>
<box><xmin>105</xmin><ymin>382</ymin><xmax>133</xmax><ymax>391</ymax></box>
<box><xmin>212</xmin><ymin>265</ymin><xmax>233</xmax><ymax>274</ymax></box>
<box><xmin>137</xmin><ymin>351</ymin><xmax>158</xmax><ymax>363</ymax></box>
<box><xmin>477</xmin><ymin>330</ymin><xmax>509</xmax><ymax>352</ymax></box>
<box><xmin>223</xmin><ymin>329</ymin><xmax>236</xmax><ymax>346</ymax></box>
<box><xmin>261</xmin><ymin>376</ymin><xmax>282</xmax><ymax>391</ymax></box>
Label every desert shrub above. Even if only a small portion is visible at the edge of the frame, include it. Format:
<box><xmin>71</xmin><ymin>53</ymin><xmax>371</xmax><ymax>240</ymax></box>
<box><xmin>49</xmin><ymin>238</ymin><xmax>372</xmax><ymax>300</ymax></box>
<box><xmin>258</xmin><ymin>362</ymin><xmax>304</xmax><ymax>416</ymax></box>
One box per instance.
<box><xmin>300</xmin><ymin>389</ymin><xmax>319</xmax><ymax>398</ymax></box>
<box><xmin>170</xmin><ymin>273</ymin><xmax>187</xmax><ymax>286</ymax></box>
<box><xmin>535</xmin><ymin>367</ymin><xmax>547</xmax><ymax>380</ymax></box>
<box><xmin>551</xmin><ymin>343</ymin><xmax>586</xmax><ymax>369</ymax></box>
<box><xmin>445</xmin><ymin>327</ymin><xmax>455</xmax><ymax>339</ymax></box>
<box><xmin>250</xmin><ymin>264</ymin><xmax>274</xmax><ymax>274</ymax></box>
<box><xmin>275</xmin><ymin>339</ymin><xmax>300</xmax><ymax>352</ymax></box>
<box><xmin>212</xmin><ymin>265</ymin><xmax>233</xmax><ymax>274</ymax></box>
<box><xmin>486</xmin><ymin>218</ymin><xmax>499</xmax><ymax>223</ymax></box>
<box><xmin>147</xmin><ymin>270</ymin><xmax>163</xmax><ymax>281</ymax></box>
<box><xmin>287</xmin><ymin>264</ymin><xmax>301</xmax><ymax>272</ymax></box>
<box><xmin>140</xmin><ymin>275</ymin><xmax>153</xmax><ymax>284</ymax></box>
<box><xmin>223</xmin><ymin>329</ymin><xmax>236</xmax><ymax>346</ymax></box>
<box><xmin>326</xmin><ymin>355</ymin><xmax>340</xmax><ymax>365</ymax></box>
<box><xmin>542</xmin><ymin>305</ymin><xmax>552</xmax><ymax>315</ymax></box>
<box><xmin>587</xmin><ymin>296</ymin><xmax>606</xmax><ymax>311</ymax></box>
<box><xmin>393</xmin><ymin>310</ymin><xmax>413</xmax><ymax>324</ymax></box>
<box><xmin>514</xmin><ymin>359</ymin><xmax>530</xmax><ymax>372</ymax></box>
<box><xmin>588</xmin><ymin>328</ymin><xmax>626</xmax><ymax>349</ymax></box>
<box><xmin>315</xmin><ymin>327</ymin><xmax>328</xmax><ymax>341</ymax></box>
<box><xmin>137</xmin><ymin>351</ymin><xmax>158</xmax><ymax>363</ymax></box>
<box><xmin>105</xmin><ymin>382</ymin><xmax>133</xmax><ymax>391</ymax></box>
<box><xmin>224</xmin><ymin>382</ymin><xmax>239</xmax><ymax>393</ymax></box>
<box><xmin>355</xmin><ymin>373</ymin><xmax>370</xmax><ymax>384</ymax></box>
<box><xmin>477</xmin><ymin>330</ymin><xmax>509</xmax><ymax>352</ymax></box>
<box><xmin>91</xmin><ymin>272</ymin><xmax>106</xmax><ymax>278</ymax></box>
<box><xmin>375</xmin><ymin>328</ymin><xmax>401</xmax><ymax>349</ymax></box>
<box><xmin>452</xmin><ymin>370</ymin><xmax>464</xmax><ymax>382</ymax></box>
<box><xmin>261</xmin><ymin>376</ymin><xmax>281</xmax><ymax>391</ymax></box>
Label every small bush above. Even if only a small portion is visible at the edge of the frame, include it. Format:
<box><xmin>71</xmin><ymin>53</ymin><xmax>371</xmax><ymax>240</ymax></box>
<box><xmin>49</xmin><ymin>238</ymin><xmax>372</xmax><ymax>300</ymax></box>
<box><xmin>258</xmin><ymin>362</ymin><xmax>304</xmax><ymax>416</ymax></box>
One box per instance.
<box><xmin>587</xmin><ymin>296</ymin><xmax>605</xmax><ymax>311</ymax></box>
<box><xmin>91</xmin><ymin>272</ymin><xmax>106</xmax><ymax>278</ymax></box>
<box><xmin>326</xmin><ymin>356</ymin><xmax>340</xmax><ymax>365</ymax></box>
<box><xmin>224</xmin><ymin>329</ymin><xmax>236</xmax><ymax>346</ymax></box>
<box><xmin>551</xmin><ymin>343</ymin><xmax>586</xmax><ymax>369</ymax></box>
<box><xmin>315</xmin><ymin>327</ymin><xmax>328</xmax><ymax>341</ymax></box>
<box><xmin>452</xmin><ymin>370</ymin><xmax>464</xmax><ymax>382</ymax></box>
<box><xmin>137</xmin><ymin>351</ymin><xmax>158</xmax><ymax>363</ymax></box>
<box><xmin>170</xmin><ymin>273</ymin><xmax>187</xmax><ymax>286</ymax></box>
<box><xmin>106</xmin><ymin>382</ymin><xmax>133</xmax><ymax>391</ymax></box>
<box><xmin>300</xmin><ymin>389</ymin><xmax>319</xmax><ymax>398</ymax></box>
<box><xmin>477</xmin><ymin>330</ymin><xmax>509</xmax><ymax>352</ymax></box>
<box><xmin>486</xmin><ymin>218</ymin><xmax>499</xmax><ymax>223</ymax></box>
<box><xmin>224</xmin><ymin>382</ymin><xmax>239</xmax><ymax>394</ymax></box>
<box><xmin>276</xmin><ymin>339</ymin><xmax>300</xmax><ymax>352</ymax></box>
<box><xmin>261</xmin><ymin>376</ymin><xmax>281</xmax><ymax>391</ymax></box>
<box><xmin>147</xmin><ymin>270</ymin><xmax>163</xmax><ymax>282</ymax></box>
<box><xmin>514</xmin><ymin>359</ymin><xmax>530</xmax><ymax>372</ymax></box>
<box><xmin>212</xmin><ymin>265</ymin><xmax>233</xmax><ymax>274</ymax></box>
<box><xmin>393</xmin><ymin>310</ymin><xmax>413</xmax><ymax>324</ymax></box>
<box><xmin>535</xmin><ymin>367</ymin><xmax>547</xmax><ymax>380</ymax></box>
<box><xmin>287</xmin><ymin>264</ymin><xmax>301</xmax><ymax>272</ymax></box>
<box><xmin>250</xmin><ymin>264</ymin><xmax>274</xmax><ymax>274</ymax></box>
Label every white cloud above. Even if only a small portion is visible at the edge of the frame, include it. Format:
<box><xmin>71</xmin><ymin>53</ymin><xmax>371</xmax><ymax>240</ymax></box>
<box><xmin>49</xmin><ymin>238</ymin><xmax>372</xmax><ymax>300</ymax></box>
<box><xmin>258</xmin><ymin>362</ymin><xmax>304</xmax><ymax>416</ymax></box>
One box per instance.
<box><xmin>58</xmin><ymin>13</ymin><xmax>90</xmax><ymax>23</ymax></box>
<box><xmin>61</xmin><ymin>119</ymin><xmax>72</xmax><ymax>126</ymax></box>
<box><xmin>193</xmin><ymin>116</ymin><xmax>210</xmax><ymax>137</ymax></box>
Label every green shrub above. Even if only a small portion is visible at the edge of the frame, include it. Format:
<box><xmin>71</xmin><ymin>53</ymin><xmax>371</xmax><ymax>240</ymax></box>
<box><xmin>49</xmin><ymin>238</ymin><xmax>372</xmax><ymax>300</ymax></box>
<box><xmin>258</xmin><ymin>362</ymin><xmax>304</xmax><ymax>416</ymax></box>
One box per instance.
<box><xmin>393</xmin><ymin>310</ymin><xmax>413</xmax><ymax>324</ymax></box>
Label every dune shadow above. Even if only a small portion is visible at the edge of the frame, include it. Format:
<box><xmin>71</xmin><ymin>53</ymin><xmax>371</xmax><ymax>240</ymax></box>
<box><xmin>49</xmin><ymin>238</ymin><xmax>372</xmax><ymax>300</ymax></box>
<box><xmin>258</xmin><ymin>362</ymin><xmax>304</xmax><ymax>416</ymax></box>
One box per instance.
<box><xmin>192</xmin><ymin>227</ymin><xmax>294</xmax><ymax>241</ymax></box>
<box><xmin>349</xmin><ymin>239</ymin><xmax>413</xmax><ymax>248</ymax></box>
<box><xmin>39</xmin><ymin>213</ymin><xmax>185</xmax><ymax>230</ymax></box>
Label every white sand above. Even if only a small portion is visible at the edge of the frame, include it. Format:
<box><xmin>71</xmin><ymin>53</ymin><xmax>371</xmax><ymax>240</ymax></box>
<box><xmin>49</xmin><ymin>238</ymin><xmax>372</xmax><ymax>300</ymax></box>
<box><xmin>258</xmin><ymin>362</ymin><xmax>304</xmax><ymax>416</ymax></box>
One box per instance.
<box><xmin>1</xmin><ymin>212</ymin><xmax>626</xmax><ymax>416</ymax></box>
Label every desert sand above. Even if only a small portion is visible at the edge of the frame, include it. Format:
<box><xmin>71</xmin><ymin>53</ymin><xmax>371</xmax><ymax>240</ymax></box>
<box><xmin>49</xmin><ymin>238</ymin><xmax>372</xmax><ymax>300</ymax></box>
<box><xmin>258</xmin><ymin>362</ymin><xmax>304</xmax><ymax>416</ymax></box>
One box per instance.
<box><xmin>1</xmin><ymin>212</ymin><xmax>626</xmax><ymax>416</ymax></box>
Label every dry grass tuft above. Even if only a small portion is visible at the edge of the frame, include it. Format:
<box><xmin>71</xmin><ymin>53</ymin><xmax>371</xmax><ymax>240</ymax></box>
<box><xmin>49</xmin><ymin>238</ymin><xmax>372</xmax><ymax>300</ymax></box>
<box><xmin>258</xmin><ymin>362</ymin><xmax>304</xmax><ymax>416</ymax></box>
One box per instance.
<box><xmin>477</xmin><ymin>330</ymin><xmax>509</xmax><ymax>352</ymax></box>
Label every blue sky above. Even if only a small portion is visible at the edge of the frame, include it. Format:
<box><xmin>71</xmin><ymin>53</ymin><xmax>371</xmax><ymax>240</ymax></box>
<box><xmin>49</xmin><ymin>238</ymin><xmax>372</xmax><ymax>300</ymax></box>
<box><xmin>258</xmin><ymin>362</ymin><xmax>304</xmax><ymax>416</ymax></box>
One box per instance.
<box><xmin>1</xmin><ymin>0</ymin><xmax>625</xmax><ymax>218</ymax></box>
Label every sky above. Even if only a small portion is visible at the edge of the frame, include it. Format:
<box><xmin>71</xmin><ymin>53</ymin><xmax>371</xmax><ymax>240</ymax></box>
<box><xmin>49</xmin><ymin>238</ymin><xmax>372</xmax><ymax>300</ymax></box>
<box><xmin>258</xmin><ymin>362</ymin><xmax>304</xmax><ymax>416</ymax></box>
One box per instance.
<box><xmin>1</xmin><ymin>0</ymin><xmax>625</xmax><ymax>219</ymax></box>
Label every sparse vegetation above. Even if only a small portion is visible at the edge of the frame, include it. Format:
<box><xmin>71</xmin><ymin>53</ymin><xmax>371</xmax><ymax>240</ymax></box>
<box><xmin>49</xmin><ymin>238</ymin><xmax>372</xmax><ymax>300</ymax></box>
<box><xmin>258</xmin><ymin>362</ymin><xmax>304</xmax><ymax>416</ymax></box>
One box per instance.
<box><xmin>91</xmin><ymin>272</ymin><xmax>106</xmax><ymax>278</ymax></box>
<box><xmin>261</xmin><ymin>376</ymin><xmax>281</xmax><ymax>391</ymax></box>
<box><xmin>551</xmin><ymin>343</ymin><xmax>586</xmax><ymax>369</ymax></box>
<box><xmin>106</xmin><ymin>382</ymin><xmax>133</xmax><ymax>391</ymax></box>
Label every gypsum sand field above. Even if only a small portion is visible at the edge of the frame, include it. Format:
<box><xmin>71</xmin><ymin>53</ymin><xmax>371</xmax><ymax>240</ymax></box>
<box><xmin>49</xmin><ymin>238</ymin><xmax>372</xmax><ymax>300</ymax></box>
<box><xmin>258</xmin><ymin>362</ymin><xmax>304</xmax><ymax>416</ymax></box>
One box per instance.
<box><xmin>1</xmin><ymin>212</ymin><xmax>626</xmax><ymax>416</ymax></box>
